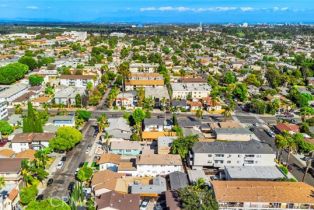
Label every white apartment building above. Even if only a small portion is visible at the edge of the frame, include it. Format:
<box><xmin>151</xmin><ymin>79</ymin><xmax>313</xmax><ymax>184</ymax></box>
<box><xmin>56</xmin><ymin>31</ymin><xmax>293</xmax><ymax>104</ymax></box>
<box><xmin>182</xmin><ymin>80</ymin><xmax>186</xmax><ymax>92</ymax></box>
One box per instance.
<box><xmin>11</xmin><ymin>133</ymin><xmax>54</xmax><ymax>153</ymax></box>
<box><xmin>171</xmin><ymin>82</ymin><xmax>211</xmax><ymax>99</ymax></box>
<box><xmin>0</xmin><ymin>99</ymin><xmax>8</xmax><ymax>120</ymax></box>
<box><xmin>136</xmin><ymin>154</ymin><xmax>183</xmax><ymax>177</ymax></box>
<box><xmin>129</xmin><ymin>63</ymin><xmax>159</xmax><ymax>73</ymax></box>
<box><xmin>60</xmin><ymin>75</ymin><xmax>98</xmax><ymax>88</ymax></box>
<box><xmin>189</xmin><ymin>140</ymin><xmax>276</xmax><ymax>170</ymax></box>
<box><xmin>0</xmin><ymin>83</ymin><xmax>28</xmax><ymax>104</ymax></box>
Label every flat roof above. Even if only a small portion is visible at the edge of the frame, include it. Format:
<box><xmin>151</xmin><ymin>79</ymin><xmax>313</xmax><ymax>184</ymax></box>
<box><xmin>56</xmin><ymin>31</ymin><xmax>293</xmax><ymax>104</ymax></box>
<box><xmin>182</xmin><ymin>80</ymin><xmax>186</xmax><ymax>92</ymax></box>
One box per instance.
<box><xmin>213</xmin><ymin>181</ymin><xmax>314</xmax><ymax>204</ymax></box>
<box><xmin>224</xmin><ymin>166</ymin><xmax>285</xmax><ymax>180</ymax></box>
<box><xmin>171</xmin><ymin>82</ymin><xmax>211</xmax><ymax>92</ymax></box>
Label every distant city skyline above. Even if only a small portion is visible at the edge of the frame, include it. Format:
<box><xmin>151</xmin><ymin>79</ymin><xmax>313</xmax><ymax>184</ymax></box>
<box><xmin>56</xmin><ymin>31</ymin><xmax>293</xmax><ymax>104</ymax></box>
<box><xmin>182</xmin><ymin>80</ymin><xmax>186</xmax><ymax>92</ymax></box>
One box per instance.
<box><xmin>0</xmin><ymin>0</ymin><xmax>313</xmax><ymax>24</ymax></box>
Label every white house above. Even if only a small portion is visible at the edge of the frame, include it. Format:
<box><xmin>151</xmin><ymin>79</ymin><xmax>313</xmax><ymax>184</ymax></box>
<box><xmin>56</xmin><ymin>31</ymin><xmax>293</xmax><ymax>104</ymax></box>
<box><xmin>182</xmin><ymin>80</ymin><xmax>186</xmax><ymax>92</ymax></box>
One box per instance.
<box><xmin>189</xmin><ymin>140</ymin><xmax>276</xmax><ymax>170</ymax></box>
<box><xmin>11</xmin><ymin>133</ymin><xmax>55</xmax><ymax>153</ymax></box>
<box><xmin>129</xmin><ymin>63</ymin><xmax>159</xmax><ymax>73</ymax></box>
<box><xmin>97</xmin><ymin>153</ymin><xmax>121</xmax><ymax>172</ymax></box>
<box><xmin>136</xmin><ymin>154</ymin><xmax>183</xmax><ymax>177</ymax></box>
<box><xmin>54</xmin><ymin>86</ymin><xmax>85</xmax><ymax>105</ymax></box>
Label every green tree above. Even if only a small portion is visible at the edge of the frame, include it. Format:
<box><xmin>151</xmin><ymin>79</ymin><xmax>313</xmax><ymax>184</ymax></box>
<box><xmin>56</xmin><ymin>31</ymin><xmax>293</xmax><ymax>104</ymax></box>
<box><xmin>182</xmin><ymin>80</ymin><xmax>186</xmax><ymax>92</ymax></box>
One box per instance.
<box><xmin>118</xmin><ymin>61</ymin><xmax>130</xmax><ymax>92</ymax></box>
<box><xmin>76</xmin><ymin>110</ymin><xmax>91</xmax><ymax>121</ymax></box>
<box><xmin>75</xmin><ymin>94</ymin><xmax>82</xmax><ymax>107</ymax></box>
<box><xmin>232</xmin><ymin>83</ymin><xmax>248</xmax><ymax>102</ymax></box>
<box><xmin>29</xmin><ymin>74</ymin><xmax>44</xmax><ymax>86</ymax></box>
<box><xmin>26</xmin><ymin>199</ymin><xmax>70</xmax><ymax>210</ymax></box>
<box><xmin>77</xmin><ymin>166</ymin><xmax>93</xmax><ymax>182</ymax></box>
<box><xmin>171</xmin><ymin>135</ymin><xmax>198</xmax><ymax>159</ymax></box>
<box><xmin>97</xmin><ymin>114</ymin><xmax>108</xmax><ymax>134</ymax></box>
<box><xmin>19</xmin><ymin>186</ymin><xmax>38</xmax><ymax>206</ymax></box>
<box><xmin>0</xmin><ymin>120</ymin><xmax>13</xmax><ymax>135</ymax></box>
<box><xmin>275</xmin><ymin>134</ymin><xmax>288</xmax><ymax>162</ymax></box>
<box><xmin>143</xmin><ymin>97</ymin><xmax>155</xmax><ymax>111</ymax></box>
<box><xmin>195</xmin><ymin>109</ymin><xmax>203</xmax><ymax>118</ymax></box>
<box><xmin>132</xmin><ymin>108</ymin><xmax>146</xmax><ymax>139</ymax></box>
<box><xmin>19</xmin><ymin>56</ymin><xmax>38</xmax><ymax>70</ymax></box>
<box><xmin>223</xmin><ymin>71</ymin><xmax>236</xmax><ymax>84</ymax></box>
<box><xmin>49</xmin><ymin>127</ymin><xmax>82</xmax><ymax>152</ymax></box>
<box><xmin>0</xmin><ymin>62</ymin><xmax>29</xmax><ymax>84</ymax></box>
<box><xmin>0</xmin><ymin>176</ymin><xmax>4</xmax><ymax>189</ymax></box>
<box><xmin>87</xmin><ymin>81</ymin><xmax>93</xmax><ymax>91</ymax></box>
<box><xmin>23</xmin><ymin>102</ymin><xmax>43</xmax><ymax>133</ymax></box>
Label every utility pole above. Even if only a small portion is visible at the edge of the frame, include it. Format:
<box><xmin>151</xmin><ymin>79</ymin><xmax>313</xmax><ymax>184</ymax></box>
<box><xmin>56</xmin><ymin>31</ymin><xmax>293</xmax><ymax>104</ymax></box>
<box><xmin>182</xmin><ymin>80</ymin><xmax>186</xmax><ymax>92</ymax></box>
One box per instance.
<box><xmin>302</xmin><ymin>152</ymin><xmax>314</xmax><ymax>182</ymax></box>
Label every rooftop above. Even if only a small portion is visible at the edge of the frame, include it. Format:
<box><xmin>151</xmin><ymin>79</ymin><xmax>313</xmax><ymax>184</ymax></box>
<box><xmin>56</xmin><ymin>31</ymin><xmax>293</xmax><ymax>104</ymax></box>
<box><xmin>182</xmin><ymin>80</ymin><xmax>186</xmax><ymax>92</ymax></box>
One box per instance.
<box><xmin>224</xmin><ymin>166</ymin><xmax>285</xmax><ymax>180</ymax></box>
<box><xmin>137</xmin><ymin>154</ymin><xmax>182</xmax><ymax>166</ymax></box>
<box><xmin>172</xmin><ymin>82</ymin><xmax>211</xmax><ymax>92</ymax></box>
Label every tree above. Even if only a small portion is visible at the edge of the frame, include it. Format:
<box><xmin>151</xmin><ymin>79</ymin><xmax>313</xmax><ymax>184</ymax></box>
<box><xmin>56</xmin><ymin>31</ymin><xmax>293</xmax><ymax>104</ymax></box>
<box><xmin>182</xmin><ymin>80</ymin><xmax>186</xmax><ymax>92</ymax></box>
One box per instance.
<box><xmin>275</xmin><ymin>134</ymin><xmax>288</xmax><ymax>161</ymax></box>
<box><xmin>77</xmin><ymin>166</ymin><xmax>93</xmax><ymax>182</ymax></box>
<box><xmin>49</xmin><ymin>127</ymin><xmax>82</xmax><ymax>152</ymax></box>
<box><xmin>26</xmin><ymin>199</ymin><xmax>70</xmax><ymax>210</ymax></box>
<box><xmin>232</xmin><ymin>83</ymin><xmax>248</xmax><ymax>102</ymax></box>
<box><xmin>118</xmin><ymin>62</ymin><xmax>130</xmax><ymax>92</ymax></box>
<box><xmin>97</xmin><ymin>114</ymin><xmax>108</xmax><ymax>134</ymax></box>
<box><xmin>15</xmin><ymin>104</ymin><xmax>23</xmax><ymax>114</ymax></box>
<box><xmin>75</xmin><ymin>94</ymin><xmax>82</xmax><ymax>107</ymax></box>
<box><xmin>222</xmin><ymin>105</ymin><xmax>233</xmax><ymax>121</ymax></box>
<box><xmin>195</xmin><ymin>109</ymin><xmax>203</xmax><ymax>118</ymax></box>
<box><xmin>19</xmin><ymin>56</ymin><xmax>37</xmax><ymax>70</ymax></box>
<box><xmin>0</xmin><ymin>176</ymin><xmax>4</xmax><ymax>189</ymax></box>
<box><xmin>23</xmin><ymin>102</ymin><xmax>43</xmax><ymax>133</ymax></box>
<box><xmin>87</xmin><ymin>81</ymin><xmax>93</xmax><ymax>91</ymax></box>
<box><xmin>19</xmin><ymin>186</ymin><xmax>38</xmax><ymax>205</ymax></box>
<box><xmin>179</xmin><ymin>180</ymin><xmax>218</xmax><ymax>210</ymax></box>
<box><xmin>132</xmin><ymin>108</ymin><xmax>146</xmax><ymax>139</ymax></box>
<box><xmin>0</xmin><ymin>62</ymin><xmax>29</xmax><ymax>84</ymax></box>
<box><xmin>143</xmin><ymin>97</ymin><xmax>155</xmax><ymax>111</ymax></box>
<box><xmin>76</xmin><ymin>110</ymin><xmax>91</xmax><ymax>121</ymax></box>
<box><xmin>223</xmin><ymin>71</ymin><xmax>236</xmax><ymax>84</ymax></box>
<box><xmin>29</xmin><ymin>74</ymin><xmax>44</xmax><ymax>86</ymax></box>
<box><xmin>171</xmin><ymin>135</ymin><xmax>198</xmax><ymax>159</ymax></box>
<box><xmin>0</xmin><ymin>120</ymin><xmax>13</xmax><ymax>135</ymax></box>
<box><xmin>137</xmin><ymin>88</ymin><xmax>145</xmax><ymax>107</ymax></box>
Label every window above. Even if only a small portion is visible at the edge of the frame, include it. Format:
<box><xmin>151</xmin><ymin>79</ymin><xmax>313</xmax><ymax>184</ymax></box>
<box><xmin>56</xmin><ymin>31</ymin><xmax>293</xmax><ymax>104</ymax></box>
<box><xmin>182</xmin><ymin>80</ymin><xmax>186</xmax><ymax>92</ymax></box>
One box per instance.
<box><xmin>245</xmin><ymin>154</ymin><xmax>255</xmax><ymax>157</ymax></box>
<box><xmin>215</xmin><ymin>154</ymin><xmax>224</xmax><ymax>157</ymax></box>
<box><xmin>227</xmin><ymin>161</ymin><xmax>231</xmax><ymax>164</ymax></box>
<box><xmin>208</xmin><ymin>154</ymin><xmax>212</xmax><ymax>157</ymax></box>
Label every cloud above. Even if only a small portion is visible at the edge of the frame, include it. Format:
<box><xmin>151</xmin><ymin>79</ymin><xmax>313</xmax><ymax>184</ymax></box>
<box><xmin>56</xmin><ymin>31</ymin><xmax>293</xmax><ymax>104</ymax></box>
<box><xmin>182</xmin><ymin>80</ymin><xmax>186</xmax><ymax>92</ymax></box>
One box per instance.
<box><xmin>240</xmin><ymin>7</ymin><xmax>254</xmax><ymax>12</ymax></box>
<box><xmin>273</xmin><ymin>7</ymin><xmax>289</xmax><ymax>11</ymax></box>
<box><xmin>26</xmin><ymin>6</ymin><xmax>39</xmax><ymax>10</ymax></box>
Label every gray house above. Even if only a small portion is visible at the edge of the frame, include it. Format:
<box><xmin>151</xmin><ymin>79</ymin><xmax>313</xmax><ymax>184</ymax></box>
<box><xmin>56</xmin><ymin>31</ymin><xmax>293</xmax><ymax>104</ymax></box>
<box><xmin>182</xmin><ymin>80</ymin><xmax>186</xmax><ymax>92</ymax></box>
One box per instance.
<box><xmin>131</xmin><ymin>176</ymin><xmax>167</xmax><ymax>195</ymax></box>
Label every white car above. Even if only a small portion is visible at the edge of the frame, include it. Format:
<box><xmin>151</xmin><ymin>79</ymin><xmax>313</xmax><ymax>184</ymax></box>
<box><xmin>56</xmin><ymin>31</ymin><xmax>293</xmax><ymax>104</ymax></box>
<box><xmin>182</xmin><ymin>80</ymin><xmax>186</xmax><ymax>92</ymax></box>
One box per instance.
<box><xmin>56</xmin><ymin>161</ymin><xmax>64</xmax><ymax>169</ymax></box>
<box><xmin>140</xmin><ymin>200</ymin><xmax>149</xmax><ymax>210</ymax></box>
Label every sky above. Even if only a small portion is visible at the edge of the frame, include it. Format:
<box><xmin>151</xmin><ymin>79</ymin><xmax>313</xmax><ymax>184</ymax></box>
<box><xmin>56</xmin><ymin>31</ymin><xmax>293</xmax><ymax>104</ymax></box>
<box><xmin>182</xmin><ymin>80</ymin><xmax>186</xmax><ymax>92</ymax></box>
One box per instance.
<box><xmin>0</xmin><ymin>0</ymin><xmax>313</xmax><ymax>24</ymax></box>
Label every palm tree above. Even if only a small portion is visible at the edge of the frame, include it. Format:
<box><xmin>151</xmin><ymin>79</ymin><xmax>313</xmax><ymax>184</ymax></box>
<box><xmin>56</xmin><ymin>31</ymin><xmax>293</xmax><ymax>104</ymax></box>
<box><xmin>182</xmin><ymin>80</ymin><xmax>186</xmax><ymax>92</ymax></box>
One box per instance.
<box><xmin>0</xmin><ymin>176</ymin><xmax>5</xmax><ymax>189</ymax></box>
<box><xmin>34</xmin><ymin>147</ymin><xmax>51</xmax><ymax>168</ymax></box>
<box><xmin>97</xmin><ymin>114</ymin><xmax>109</xmax><ymax>135</ymax></box>
<box><xmin>195</xmin><ymin>109</ymin><xmax>203</xmax><ymax>118</ymax></box>
<box><xmin>275</xmin><ymin>134</ymin><xmax>288</xmax><ymax>162</ymax></box>
<box><xmin>118</xmin><ymin>62</ymin><xmax>130</xmax><ymax>92</ymax></box>
<box><xmin>283</xmin><ymin>132</ymin><xmax>297</xmax><ymax>166</ymax></box>
<box><xmin>222</xmin><ymin>105</ymin><xmax>232</xmax><ymax>121</ymax></box>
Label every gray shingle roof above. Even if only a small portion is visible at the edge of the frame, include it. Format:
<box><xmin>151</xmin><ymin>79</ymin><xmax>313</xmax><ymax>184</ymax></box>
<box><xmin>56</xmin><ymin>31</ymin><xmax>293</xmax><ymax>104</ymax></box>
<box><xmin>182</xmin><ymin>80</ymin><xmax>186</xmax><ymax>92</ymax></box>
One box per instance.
<box><xmin>214</xmin><ymin>128</ymin><xmax>252</xmax><ymax>135</ymax></box>
<box><xmin>169</xmin><ymin>171</ymin><xmax>189</xmax><ymax>190</ymax></box>
<box><xmin>192</xmin><ymin>140</ymin><xmax>274</xmax><ymax>154</ymax></box>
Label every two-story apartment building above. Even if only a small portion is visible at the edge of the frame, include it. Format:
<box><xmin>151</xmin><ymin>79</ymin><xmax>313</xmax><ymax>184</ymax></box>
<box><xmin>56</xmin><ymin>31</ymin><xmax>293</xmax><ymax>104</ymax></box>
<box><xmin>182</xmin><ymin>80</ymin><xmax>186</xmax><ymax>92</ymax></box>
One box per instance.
<box><xmin>171</xmin><ymin>82</ymin><xmax>211</xmax><ymax>99</ymax></box>
<box><xmin>11</xmin><ymin>133</ymin><xmax>55</xmax><ymax>153</ymax></box>
<box><xmin>54</xmin><ymin>86</ymin><xmax>85</xmax><ymax>106</ymax></box>
<box><xmin>0</xmin><ymin>158</ymin><xmax>23</xmax><ymax>182</ymax></box>
<box><xmin>0</xmin><ymin>83</ymin><xmax>28</xmax><ymax>104</ymax></box>
<box><xmin>0</xmin><ymin>99</ymin><xmax>8</xmax><ymax>120</ymax></box>
<box><xmin>189</xmin><ymin>140</ymin><xmax>276</xmax><ymax>170</ymax></box>
<box><xmin>212</xmin><ymin>181</ymin><xmax>314</xmax><ymax>210</ymax></box>
<box><xmin>125</xmin><ymin>73</ymin><xmax>164</xmax><ymax>91</ymax></box>
<box><xmin>136</xmin><ymin>154</ymin><xmax>183</xmax><ymax>177</ymax></box>
<box><xmin>129</xmin><ymin>63</ymin><xmax>159</xmax><ymax>73</ymax></box>
<box><xmin>60</xmin><ymin>75</ymin><xmax>98</xmax><ymax>88</ymax></box>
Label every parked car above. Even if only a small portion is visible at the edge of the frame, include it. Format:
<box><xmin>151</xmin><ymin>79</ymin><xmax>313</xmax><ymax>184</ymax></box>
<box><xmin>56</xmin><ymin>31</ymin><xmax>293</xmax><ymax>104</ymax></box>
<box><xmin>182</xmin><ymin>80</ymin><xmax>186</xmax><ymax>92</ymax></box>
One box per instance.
<box><xmin>36</xmin><ymin>194</ymin><xmax>44</xmax><ymax>201</ymax></box>
<box><xmin>140</xmin><ymin>200</ymin><xmax>149</xmax><ymax>210</ymax></box>
<box><xmin>68</xmin><ymin>182</ymin><xmax>75</xmax><ymax>192</ymax></box>
<box><xmin>47</xmin><ymin>178</ymin><xmax>54</xmax><ymax>186</ymax></box>
<box><xmin>86</xmin><ymin>145</ymin><xmax>92</xmax><ymax>153</ymax></box>
<box><xmin>61</xmin><ymin>156</ymin><xmax>67</xmax><ymax>161</ymax></box>
<box><xmin>79</xmin><ymin>162</ymin><xmax>84</xmax><ymax>167</ymax></box>
<box><xmin>264</xmin><ymin>129</ymin><xmax>275</xmax><ymax>138</ymax></box>
<box><xmin>56</xmin><ymin>161</ymin><xmax>64</xmax><ymax>169</ymax></box>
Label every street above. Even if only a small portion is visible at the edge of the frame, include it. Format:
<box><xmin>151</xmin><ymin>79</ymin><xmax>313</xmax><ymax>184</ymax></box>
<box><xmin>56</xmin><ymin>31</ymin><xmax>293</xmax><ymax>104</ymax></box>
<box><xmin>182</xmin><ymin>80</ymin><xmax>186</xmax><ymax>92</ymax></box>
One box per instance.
<box><xmin>42</xmin><ymin>121</ymin><xmax>96</xmax><ymax>199</ymax></box>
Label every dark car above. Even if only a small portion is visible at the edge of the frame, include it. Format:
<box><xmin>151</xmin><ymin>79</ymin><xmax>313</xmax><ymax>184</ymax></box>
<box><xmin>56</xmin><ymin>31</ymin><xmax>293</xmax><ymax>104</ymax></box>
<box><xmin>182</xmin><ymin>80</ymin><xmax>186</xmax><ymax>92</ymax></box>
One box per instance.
<box><xmin>79</xmin><ymin>162</ymin><xmax>84</xmax><ymax>167</ymax></box>
<box><xmin>307</xmin><ymin>168</ymin><xmax>314</xmax><ymax>177</ymax></box>
<box><xmin>68</xmin><ymin>182</ymin><xmax>75</xmax><ymax>192</ymax></box>
<box><xmin>36</xmin><ymin>194</ymin><xmax>44</xmax><ymax>200</ymax></box>
<box><xmin>61</xmin><ymin>156</ymin><xmax>67</xmax><ymax>161</ymax></box>
<box><xmin>47</xmin><ymin>178</ymin><xmax>54</xmax><ymax>186</ymax></box>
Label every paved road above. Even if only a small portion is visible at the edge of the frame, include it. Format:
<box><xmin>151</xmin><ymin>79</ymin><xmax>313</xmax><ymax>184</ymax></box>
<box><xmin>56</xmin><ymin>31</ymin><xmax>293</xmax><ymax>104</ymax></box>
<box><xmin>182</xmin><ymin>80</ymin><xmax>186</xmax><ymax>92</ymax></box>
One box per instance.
<box><xmin>251</xmin><ymin>126</ymin><xmax>314</xmax><ymax>186</ymax></box>
<box><xmin>42</xmin><ymin>122</ymin><xmax>96</xmax><ymax>199</ymax></box>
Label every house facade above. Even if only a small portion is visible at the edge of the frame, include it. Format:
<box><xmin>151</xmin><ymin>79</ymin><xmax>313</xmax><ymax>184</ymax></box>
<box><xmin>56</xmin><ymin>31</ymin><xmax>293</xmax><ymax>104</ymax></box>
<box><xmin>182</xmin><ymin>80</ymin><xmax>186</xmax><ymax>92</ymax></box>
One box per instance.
<box><xmin>60</xmin><ymin>75</ymin><xmax>98</xmax><ymax>88</ymax></box>
<box><xmin>0</xmin><ymin>99</ymin><xmax>8</xmax><ymax>120</ymax></box>
<box><xmin>11</xmin><ymin>133</ymin><xmax>54</xmax><ymax>153</ymax></box>
<box><xmin>125</xmin><ymin>73</ymin><xmax>164</xmax><ymax>91</ymax></box>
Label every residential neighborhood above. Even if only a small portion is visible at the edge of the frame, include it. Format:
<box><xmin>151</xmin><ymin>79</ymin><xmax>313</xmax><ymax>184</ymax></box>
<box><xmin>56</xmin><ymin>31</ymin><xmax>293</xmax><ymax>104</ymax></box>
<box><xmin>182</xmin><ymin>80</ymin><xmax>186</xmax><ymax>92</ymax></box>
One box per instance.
<box><xmin>0</xmin><ymin>24</ymin><xmax>313</xmax><ymax>210</ymax></box>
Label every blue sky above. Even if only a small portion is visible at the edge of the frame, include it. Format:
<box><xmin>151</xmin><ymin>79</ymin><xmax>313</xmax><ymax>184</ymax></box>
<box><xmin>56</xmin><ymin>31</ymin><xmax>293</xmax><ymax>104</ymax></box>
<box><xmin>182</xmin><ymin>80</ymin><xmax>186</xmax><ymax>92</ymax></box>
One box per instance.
<box><xmin>0</xmin><ymin>0</ymin><xmax>313</xmax><ymax>23</ymax></box>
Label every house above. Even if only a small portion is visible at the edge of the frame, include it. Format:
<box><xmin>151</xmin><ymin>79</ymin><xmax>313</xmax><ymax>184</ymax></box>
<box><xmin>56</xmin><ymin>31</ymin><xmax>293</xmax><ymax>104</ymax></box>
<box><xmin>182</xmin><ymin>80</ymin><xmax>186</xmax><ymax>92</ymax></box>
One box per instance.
<box><xmin>32</xmin><ymin>96</ymin><xmax>51</xmax><ymax>107</ymax></box>
<box><xmin>11</xmin><ymin>133</ymin><xmax>55</xmax><ymax>153</ymax></box>
<box><xmin>168</xmin><ymin>171</ymin><xmax>189</xmax><ymax>191</ymax></box>
<box><xmin>157</xmin><ymin>136</ymin><xmax>177</xmax><ymax>154</ymax></box>
<box><xmin>110</xmin><ymin>141</ymin><xmax>143</xmax><ymax>156</ymax></box>
<box><xmin>171</xmin><ymin>100</ymin><xmax>188</xmax><ymax>110</ymax></box>
<box><xmin>212</xmin><ymin>181</ymin><xmax>314</xmax><ymax>209</ymax></box>
<box><xmin>0</xmin><ymin>158</ymin><xmax>23</xmax><ymax>182</ymax></box>
<box><xmin>0</xmin><ymin>99</ymin><xmax>8</xmax><ymax>120</ymax></box>
<box><xmin>117</xmin><ymin>161</ymin><xmax>138</xmax><ymax>176</ymax></box>
<box><xmin>275</xmin><ymin>123</ymin><xmax>300</xmax><ymax>134</ymax></box>
<box><xmin>224</xmin><ymin>166</ymin><xmax>285</xmax><ymax>181</ymax></box>
<box><xmin>187</xmin><ymin>100</ymin><xmax>202</xmax><ymax>111</ymax></box>
<box><xmin>0</xmin><ymin>149</ymin><xmax>15</xmax><ymax>158</ymax></box>
<box><xmin>131</xmin><ymin>176</ymin><xmax>167</xmax><ymax>196</ymax></box>
<box><xmin>97</xmin><ymin>153</ymin><xmax>121</xmax><ymax>172</ymax></box>
<box><xmin>47</xmin><ymin>115</ymin><xmax>75</xmax><ymax>127</ymax></box>
<box><xmin>189</xmin><ymin>140</ymin><xmax>276</xmax><ymax>169</ymax></box>
<box><xmin>214</xmin><ymin>128</ymin><xmax>254</xmax><ymax>141</ymax></box>
<box><xmin>54</xmin><ymin>86</ymin><xmax>85</xmax><ymax>106</ymax></box>
<box><xmin>187</xmin><ymin>169</ymin><xmax>210</xmax><ymax>184</ymax></box>
<box><xmin>91</xmin><ymin>170</ymin><xmax>125</xmax><ymax>196</ymax></box>
<box><xmin>144</xmin><ymin>86</ymin><xmax>170</xmax><ymax>108</ymax></box>
<box><xmin>105</xmin><ymin>118</ymin><xmax>132</xmax><ymax>140</ymax></box>
<box><xmin>143</xmin><ymin>118</ymin><xmax>172</xmax><ymax>132</ymax></box>
<box><xmin>11</xmin><ymin>91</ymin><xmax>37</xmax><ymax>106</ymax></box>
<box><xmin>171</xmin><ymin>83</ymin><xmax>211</xmax><ymax>99</ymax></box>
<box><xmin>115</xmin><ymin>91</ymin><xmax>136</xmax><ymax>109</ymax></box>
<box><xmin>129</xmin><ymin>63</ymin><xmax>158</xmax><ymax>73</ymax></box>
<box><xmin>15</xmin><ymin>149</ymin><xmax>36</xmax><ymax>161</ymax></box>
<box><xmin>96</xmin><ymin>191</ymin><xmax>140</xmax><ymax>210</ymax></box>
<box><xmin>202</xmin><ymin>97</ymin><xmax>222</xmax><ymax>111</ymax></box>
<box><xmin>0</xmin><ymin>183</ymin><xmax>19</xmax><ymax>210</ymax></box>
<box><xmin>0</xmin><ymin>83</ymin><xmax>28</xmax><ymax>104</ymax></box>
<box><xmin>125</xmin><ymin>73</ymin><xmax>164</xmax><ymax>91</ymax></box>
<box><xmin>136</xmin><ymin>154</ymin><xmax>183</xmax><ymax>177</ymax></box>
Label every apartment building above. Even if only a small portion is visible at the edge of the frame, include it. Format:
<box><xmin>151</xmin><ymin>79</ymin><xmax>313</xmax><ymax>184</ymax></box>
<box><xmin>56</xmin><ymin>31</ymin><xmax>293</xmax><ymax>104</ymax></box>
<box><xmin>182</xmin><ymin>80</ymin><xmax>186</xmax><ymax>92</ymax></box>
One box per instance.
<box><xmin>189</xmin><ymin>140</ymin><xmax>275</xmax><ymax>169</ymax></box>
<box><xmin>0</xmin><ymin>99</ymin><xmax>8</xmax><ymax>120</ymax></box>
<box><xmin>125</xmin><ymin>73</ymin><xmax>164</xmax><ymax>91</ymax></box>
<box><xmin>0</xmin><ymin>83</ymin><xmax>28</xmax><ymax>104</ymax></box>
<box><xmin>171</xmin><ymin>82</ymin><xmax>211</xmax><ymax>99</ymax></box>
<box><xmin>129</xmin><ymin>63</ymin><xmax>158</xmax><ymax>73</ymax></box>
<box><xmin>60</xmin><ymin>75</ymin><xmax>97</xmax><ymax>88</ymax></box>
<box><xmin>54</xmin><ymin>86</ymin><xmax>85</xmax><ymax>105</ymax></box>
<box><xmin>11</xmin><ymin>133</ymin><xmax>55</xmax><ymax>153</ymax></box>
<box><xmin>212</xmin><ymin>181</ymin><xmax>314</xmax><ymax>210</ymax></box>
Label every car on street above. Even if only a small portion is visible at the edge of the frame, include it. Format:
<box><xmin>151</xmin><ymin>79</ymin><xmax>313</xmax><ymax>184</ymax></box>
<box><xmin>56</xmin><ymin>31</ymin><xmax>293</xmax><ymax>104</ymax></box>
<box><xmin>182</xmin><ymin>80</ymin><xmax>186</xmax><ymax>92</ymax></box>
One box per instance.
<box><xmin>264</xmin><ymin>129</ymin><xmax>275</xmax><ymax>138</ymax></box>
<box><xmin>86</xmin><ymin>145</ymin><xmax>92</xmax><ymax>153</ymax></box>
<box><xmin>47</xmin><ymin>178</ymin><xmax>54</xmax><ymax>186</ymax></box>
<box><xmin>140</xmin><ymin>199</ymin><xmax>149</xmax><ymax>210</ymax></box>
<box><xmin>36</xmin><ymin>194</ymin><xmax>44</xmax><ymax>200</ymax></box>
<box><xmin>61</xmin><ymin>156</ymin><xmax>67</xmax><ymax>161</ymax></box>
<box><xmin>56</xmin><ymin>161</ymin><xmax>64</xmax><ymax>169</ymax></box>
<box><xmin>79</xmin><ymin>162</ymin><xmax>84</xmax><ymax>167</ymax></box>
